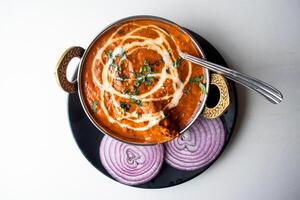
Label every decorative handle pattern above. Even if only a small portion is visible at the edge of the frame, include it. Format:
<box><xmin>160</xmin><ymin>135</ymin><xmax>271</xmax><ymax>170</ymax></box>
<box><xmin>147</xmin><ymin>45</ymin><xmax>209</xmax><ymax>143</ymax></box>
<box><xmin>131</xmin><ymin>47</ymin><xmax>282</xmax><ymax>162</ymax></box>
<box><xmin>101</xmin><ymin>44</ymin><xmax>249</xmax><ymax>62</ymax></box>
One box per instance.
<box><xmin>55</xmin><ymin>46</ymin><xmax>85</xmax><ymax>93</ymax></box>
<box><xmin>203</xmin><ymin>74</ymin><xmax>230</xmax><ymax>119</ymax></box>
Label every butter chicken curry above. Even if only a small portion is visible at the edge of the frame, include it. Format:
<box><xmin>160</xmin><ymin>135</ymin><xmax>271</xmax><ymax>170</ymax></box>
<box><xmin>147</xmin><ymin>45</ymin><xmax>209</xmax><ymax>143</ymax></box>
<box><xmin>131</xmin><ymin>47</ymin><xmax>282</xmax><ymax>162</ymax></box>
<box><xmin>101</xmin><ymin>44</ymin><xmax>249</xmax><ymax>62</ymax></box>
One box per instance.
<box><xmin>81</xmin><ymin>18</ymin><xmax>206</xmax><ymax>143</ymax></box>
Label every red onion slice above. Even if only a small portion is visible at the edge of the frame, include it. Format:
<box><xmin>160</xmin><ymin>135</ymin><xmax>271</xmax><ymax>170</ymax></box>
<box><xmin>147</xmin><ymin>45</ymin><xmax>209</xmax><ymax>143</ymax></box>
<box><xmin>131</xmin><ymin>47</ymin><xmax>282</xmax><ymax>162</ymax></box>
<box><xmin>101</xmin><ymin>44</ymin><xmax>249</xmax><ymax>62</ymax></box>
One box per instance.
<box><xmin>164</xmin><ymin>117</ymin><xmax>225</xmax><ymax>171</ymax></box>
<box><xmin>100</xmin><ymin>135</ymin><xmax>164</xmax><ymax>185</ymax></box>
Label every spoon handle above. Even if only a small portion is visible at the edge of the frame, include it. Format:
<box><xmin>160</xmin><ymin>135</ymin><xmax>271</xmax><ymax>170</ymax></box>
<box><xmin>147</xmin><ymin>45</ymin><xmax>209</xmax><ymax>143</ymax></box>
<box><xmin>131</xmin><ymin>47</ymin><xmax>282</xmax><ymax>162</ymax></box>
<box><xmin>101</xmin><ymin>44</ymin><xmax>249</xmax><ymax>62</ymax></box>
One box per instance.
<box><xmin>180</xmin><ymin>52</ymin><xmax>283</xmax><ymax>104</ymax></box>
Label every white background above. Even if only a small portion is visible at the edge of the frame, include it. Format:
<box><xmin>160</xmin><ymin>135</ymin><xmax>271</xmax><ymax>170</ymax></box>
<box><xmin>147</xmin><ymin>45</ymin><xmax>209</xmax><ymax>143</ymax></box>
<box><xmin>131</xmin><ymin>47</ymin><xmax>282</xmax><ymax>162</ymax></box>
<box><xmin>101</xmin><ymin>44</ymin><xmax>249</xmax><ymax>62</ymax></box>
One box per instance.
<box><xmin>0</xmin><ymin>0</ymin><xmax>299</xmax><ymax>199</ymax></box>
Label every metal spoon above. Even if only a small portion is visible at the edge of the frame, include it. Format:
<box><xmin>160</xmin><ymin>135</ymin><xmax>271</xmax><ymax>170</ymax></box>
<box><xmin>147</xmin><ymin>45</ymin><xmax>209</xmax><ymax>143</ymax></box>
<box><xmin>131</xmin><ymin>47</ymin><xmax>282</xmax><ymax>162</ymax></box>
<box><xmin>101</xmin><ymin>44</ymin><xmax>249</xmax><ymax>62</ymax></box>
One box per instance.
<box><xmin>179</xmin><ymin>52</ymin><xmax>283</xmax><ymax>104</ymax></box>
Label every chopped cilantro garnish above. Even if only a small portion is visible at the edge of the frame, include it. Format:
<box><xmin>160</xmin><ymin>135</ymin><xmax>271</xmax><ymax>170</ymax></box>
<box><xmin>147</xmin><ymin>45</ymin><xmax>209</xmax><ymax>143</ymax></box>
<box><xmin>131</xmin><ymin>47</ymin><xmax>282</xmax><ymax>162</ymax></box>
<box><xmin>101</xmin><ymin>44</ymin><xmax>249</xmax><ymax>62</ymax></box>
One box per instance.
<box><xmin>120</xmin><ymin>102</ymin><xmax>130</xmax><ymax>111</ymax></box>
<box><xmin>133</xmin><ymin>59</ymin><xmax>155</xmax><ymax>87</ymax></box>
<box><xmin>110</xmin><ymin>61</ymin><xmax>121</xmax><ymax>71</ymax></box>
<box><xmin>173</xmin><ymin>57</ymin><xmax>183</xmax><ymax>68</ymax></box>
<box><xmin>91</xmin><ymin>100</ymin><xmax>98</xmax><ymax>113</ymax></box>
<box><xmin>141</xmin><ymin>65</ymin><xmax>152</xmax><ymax>73</ymax></box>
<box><xmin>130</xmin><ymin>97</ymin><xmax>142</xmax><ymax>106</ymax></box>
<box><xmin>199</xmin><ymin>82</ymin><xmax>206</xmax><ymax>94</ymax></box>
<box><xmin>134</xmin><ymin>77</ymin><xmax>143</xmax><ymax>87</ymax></box>
<box><xmin>123</xmin><ymin>89</ymin><xmax>130</xmax><ymax>94</ymax></box>
<box><xmin>115</xmin><ymin>77</ymin><xmax>124</xmax><ymax>82</ymax></box>
<box><xmin>123</xmin><ymin>87</ymin><xmax>139</xmax><ymax>96</ymax></box>
<box><xmin>120</xmin><ymin>51</ymin><xmax>127</xmax><ymax>59</ymax></box>
<box><xmin>106</xmin><ymin>51</ymin><xmax>113</xmax><ymax>59</ymax></box>
<box><xmin>140</xmin><ymin>60</ymin><xmax>152</xmax><ymax>74</ymax></box>
<box><xmin>144</xmin><ymin>59</ymin><xmax>149</xmax><ymax>66</ymax></box>
<box><xmin>132</xmin><ymin>87</ymin><xmax>139</xmax><ymax>95</ymax></box>
<box><xmin>117</xmin><ymin>29</ymin><xmax>124</xmax><ymax>35</ymax></box>
<box><xmin>189</xmin><ymin>76</ymin><xmax>206</xmax><ymax>94</ymax></box>
<box><xmin>145</xmin><ymin>75</ymin><xmax>154</xmax><ymax>85</ymax></box>
<box><xmin>120</xmin><ymin>59</ymin><xmax>125</xmax><ymax>65</ymax></box>
<box><xmin>107</xmin><ymin>48</ymin><xmax>127</xmax><ymax>71</ymax></box>
<box><xmin>115</xmin><ymin>75</ymin><xmax>128</xmax><ymax>82</ymax></box>
<box><xmin>189</xmin><ymin>76</ymin><xmax>204</xmax><ymax>83</ymax></box>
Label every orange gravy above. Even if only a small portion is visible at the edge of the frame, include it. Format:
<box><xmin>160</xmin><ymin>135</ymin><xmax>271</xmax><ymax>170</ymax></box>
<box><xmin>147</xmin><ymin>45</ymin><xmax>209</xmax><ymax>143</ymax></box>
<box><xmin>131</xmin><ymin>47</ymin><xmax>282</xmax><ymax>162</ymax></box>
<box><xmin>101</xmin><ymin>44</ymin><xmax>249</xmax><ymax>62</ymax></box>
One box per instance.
<box><xmin>82</xmin><ymin>18</ymin><xmax>206</xmax><ymax>143</ymax></box>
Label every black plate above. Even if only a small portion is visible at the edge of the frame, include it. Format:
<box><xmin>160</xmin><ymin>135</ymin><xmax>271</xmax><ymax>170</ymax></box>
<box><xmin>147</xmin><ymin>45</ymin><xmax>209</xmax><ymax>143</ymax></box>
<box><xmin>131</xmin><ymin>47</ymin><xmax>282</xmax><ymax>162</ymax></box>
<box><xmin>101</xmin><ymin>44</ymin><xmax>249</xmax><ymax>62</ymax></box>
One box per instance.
<box><xmin>68</xmin><ymin>29</ymin><xmax>237</xmax><ymax>188</ymax></box>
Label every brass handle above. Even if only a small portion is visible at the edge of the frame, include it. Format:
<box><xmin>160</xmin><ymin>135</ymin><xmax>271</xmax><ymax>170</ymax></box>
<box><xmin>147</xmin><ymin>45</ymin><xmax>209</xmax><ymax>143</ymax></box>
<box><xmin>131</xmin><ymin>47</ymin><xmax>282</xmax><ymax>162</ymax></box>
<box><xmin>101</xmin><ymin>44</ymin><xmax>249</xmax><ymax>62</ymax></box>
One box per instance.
<box><xmin>55</xmin><ymin>46</ymin><xmax>85</xmax><ymax>93</ymax></box>
<box><xmin>202</xmin><ymin>73</ymin><xmax>230</xmax><ymax>119</ymax></box>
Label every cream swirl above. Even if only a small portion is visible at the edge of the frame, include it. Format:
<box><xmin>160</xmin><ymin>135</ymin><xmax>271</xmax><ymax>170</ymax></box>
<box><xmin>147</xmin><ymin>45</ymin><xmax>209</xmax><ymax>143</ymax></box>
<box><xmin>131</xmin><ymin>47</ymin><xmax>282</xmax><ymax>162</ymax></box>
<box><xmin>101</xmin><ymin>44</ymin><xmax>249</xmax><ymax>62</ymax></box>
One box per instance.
<box><xmin>91</xmin><ymin>24</ymin><xmax>192</xmax><ymax>131</ymax></box>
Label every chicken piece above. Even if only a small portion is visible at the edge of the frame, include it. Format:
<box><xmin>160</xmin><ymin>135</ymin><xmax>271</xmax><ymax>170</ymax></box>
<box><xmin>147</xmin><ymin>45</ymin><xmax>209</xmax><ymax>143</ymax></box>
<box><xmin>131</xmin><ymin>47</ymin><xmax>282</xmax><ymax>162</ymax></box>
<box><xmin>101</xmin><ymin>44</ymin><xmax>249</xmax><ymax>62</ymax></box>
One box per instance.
<box><xmin>141</xmin><ymin>101</ymin><xmax>160</xmax><ymax>114</ymax></box>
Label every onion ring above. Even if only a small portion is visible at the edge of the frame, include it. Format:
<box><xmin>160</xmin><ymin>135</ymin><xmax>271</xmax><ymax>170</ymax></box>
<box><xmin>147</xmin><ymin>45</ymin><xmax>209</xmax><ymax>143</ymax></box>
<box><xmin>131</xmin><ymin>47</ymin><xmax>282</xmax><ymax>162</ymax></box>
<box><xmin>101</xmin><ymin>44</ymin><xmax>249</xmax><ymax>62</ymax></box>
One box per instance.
<box><xmin>164</xmin><ymin>117</ymin><xmax>225</xmax><ymax>171</ymax></box>
<box><xmin>100</xmin><ymin>135</ymin><xmax>164</xmax><ymax>185</ymax></box>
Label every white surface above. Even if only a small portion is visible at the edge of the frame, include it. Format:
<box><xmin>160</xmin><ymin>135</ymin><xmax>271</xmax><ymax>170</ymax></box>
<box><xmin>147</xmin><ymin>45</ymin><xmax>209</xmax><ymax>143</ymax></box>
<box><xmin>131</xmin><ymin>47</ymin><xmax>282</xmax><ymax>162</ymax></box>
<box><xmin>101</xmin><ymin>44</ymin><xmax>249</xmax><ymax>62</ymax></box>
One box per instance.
<box><xmin>0</xmin><ymin>0</ymin><xmax>299</xmax><ymax>199</ymax></box>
